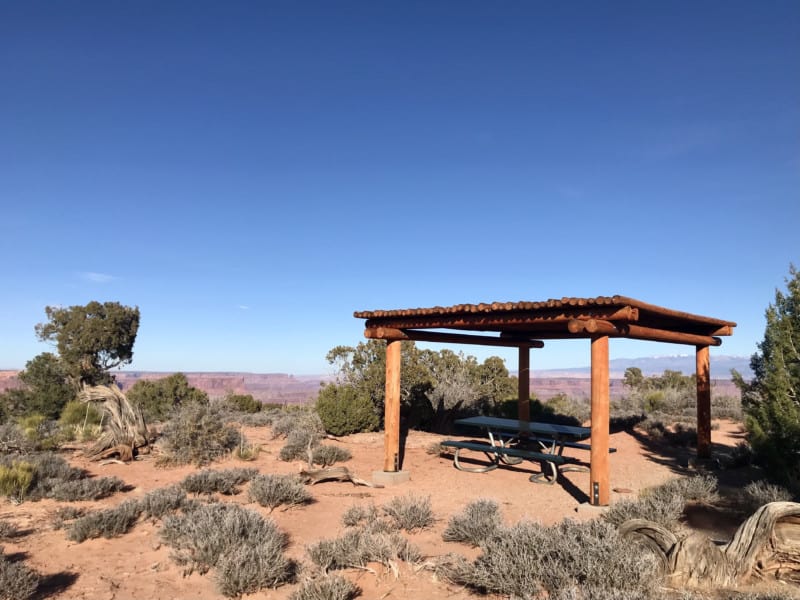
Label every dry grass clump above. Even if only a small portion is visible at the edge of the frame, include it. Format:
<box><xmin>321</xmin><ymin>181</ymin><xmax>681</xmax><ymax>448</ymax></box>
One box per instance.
<box><xmin>307</xmin><ymin>526</ymin><xmax>421</xmax><ymax>572</ymax></box>
<box><xmin>289</xmin><ymin>574</ymin><xmax>361</xmax><ymax>600</ymax></box>
<box><xmin>48</xmin><ymin>476</ymin><xmax>126</xmax><ymax>501</ymax></box>
<box><xmin>248</xmin><ymin>474</ymin><xmax>313</xmax><ymax>512</ymax></box>
<box><xmin>66</xmin><ymin>499</ymin><xmax>143</xmax><ymax>542</ymax></box>
<box><xmin>442</xmin><ymin>499</ymin><xmax>503</xmax><ymax>546</ymax></box>
<box><xmin>441</xmin><ymin>519</ymin><xmax>658</xmax><ymax>600</ymax></box>
<box><xmin>382</xmin><ymin>493</ymin><xmax>435</xmax><ymax>532</ymax></box>
<box><xmin>0</xmin><ymin>461</ymin><xmax>34</xmax><ymax>503</ymax></box>
<box><xmin>158</xmin><ymin>402</ymin><xmax>243</xmax><ymax>466</ymax></box>
<box><xmin>311</xmin><ymin>444</ymin><xmax>352</xmax><ymax>467</ymax></box>
<box><xmin>180</xmin><ymin>468</ymin><xmax>258</xmax><ymax>496</ymax></box>
<box><xmin>160</xmin><ymin>502</ymin><xmax>295</xmax><ymax>597</ymax></box>
<box><xmin>737</xmin><ymin>480</ymin><xmax>793</xmax><ymax>514</ymax></box>
<box><xmin>603</xmin><ymin>475</ymin><xmax>718</xmax><ymax>531</ymax></box>
<box><xmin>0</xmin><ymin>550</ymin><xmax>40</xmax><ymax>600</ymax></box>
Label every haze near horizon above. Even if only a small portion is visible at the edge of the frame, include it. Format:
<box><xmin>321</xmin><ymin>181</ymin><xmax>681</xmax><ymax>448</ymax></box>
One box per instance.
<box><xmin>1</xmin><ymin>2</ymin><xmax>798</xmax><ymax>374</ymax></box>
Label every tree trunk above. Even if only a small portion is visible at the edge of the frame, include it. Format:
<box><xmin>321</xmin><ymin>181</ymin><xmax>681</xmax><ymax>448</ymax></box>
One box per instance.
<box><xmin>621</xmin><ymin>502</ymin><xmax>800</xmax><ymax>589</ymax></box>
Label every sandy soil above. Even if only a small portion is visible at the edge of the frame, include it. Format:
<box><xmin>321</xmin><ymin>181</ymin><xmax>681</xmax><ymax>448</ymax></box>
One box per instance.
<box><xmin>0</xmin><ymin>420</ymin><xmax>778</xmax><ymax>600</ymax></box>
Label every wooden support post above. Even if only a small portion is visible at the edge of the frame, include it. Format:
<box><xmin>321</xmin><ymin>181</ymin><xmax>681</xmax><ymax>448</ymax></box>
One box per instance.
<box><xmin>590</xmin><ymin>335</ymin><xmax>610</xmax><ymax>506</ymax></box>
<box><xmin>384</xmin><ymin>340</ymin><xmax>402</xmax><ymax>472</ymax></box>
<box><xmin>696</xmin><ymin>345</ymin><xmax>711</xmax><ymax>459</ymax></box>
<box><xmin>518</xmin><ymin>345</ymin><xmax>530</xmax><ymax>422</ymax></box>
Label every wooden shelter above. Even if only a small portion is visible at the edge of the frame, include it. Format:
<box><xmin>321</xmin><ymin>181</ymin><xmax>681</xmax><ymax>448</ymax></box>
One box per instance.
<box><xmin>355</xmin><ymin>295</ymin><xmax>736</xmax><ymax>505</ymax></box>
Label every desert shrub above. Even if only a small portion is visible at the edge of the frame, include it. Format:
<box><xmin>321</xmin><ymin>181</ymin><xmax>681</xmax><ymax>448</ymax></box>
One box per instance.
<box><xmin>382</xmin><ymin>493</ymin><xmax>435</xmax><ymax>531</ymax></box>
<box><xmin>289</xmin><ymin>574</ymin><xmax>361</xmax><ymax>600</ymax></box>
<box><xmin>158</xmin><ymin>401</ymin><xmax>243</xmax><ymax>466</ymax></box>
<box><xmin>443</xmin><ymin>519</ymin><xmax>658</xmax><ymax>600</ymax></box>
<box><xmin>58</xmin><ymin>401</ymin><xmax>103</xmax><ymax>442</ymax></box>
<box><xmin>311</xmin><ymin>444</ymin><xmax>352</xmax><ymax>467</ymax></box>
<box><xmin>341</xmin><ymin>503</ymin><xmax>380</xmax><ymax>528</ymax></box>
<box><xmin>0</xmin><ymin>462</ymin><xmax>34</xmax><ymax>503</ymax></box>
<box><xmin>180</xmin><ymin>468</ymin><xmax>258</xmax><ymax>496</ymax></box>
<box><xmin>16</xmin><ymin>414</ymin><xmax>61</xmax><ymax>451</ymax></box>
<box><xmin>248</xmin><ymin>474</ymin><xmax>312</xmax><ymax>512</ymax></box>
<box><xmin>639</xmin><ymin>417</ymin><xmax>698</xmax><ymax>447</ymax></box>
<box><xmin>214</xmin><ymin>539</ymin><xmax>296</xmax><ymax>598</ymax></box>
<box><xmin>425</xmin><ymin>442</ymin><xmax>445</xmax><ymax>455</ymax></box>
<box><xmin>223</xmin><ymin>393</ymin><xmax>262</xmax><ymax>414</ymax></box>
<box><xmin>315</xmin><ymin>384</ymin><xmax>379</xmax><ymax>436</ymax></box>
<box><xmin>127</xmin><ymin>372</ymin><xmax>209</xmax><ymax>422</ymax></box>
<box><xmin>48</xmin><ymin>476</ymin><xmax>125</xmax><ymax>501</ymax></box>
<box><xmin>58</xmin><ymin>401</ymin><xmax>102</xmax><ymax>427</ymax></box>
<box><xmin>307</xmin><ymin>526</ymin><xmax>420</xmax><ymax>572</ymax></box>
<box><xmin>139</xmin><ymin>485</ymin><xmax>188</xmax><ymax>519</ymax></box>
<box><xmin>603</xmin><ymin>494</ymin><xmax>685</xmax><ymax>531</ymax></box>
<box><xmin>0</xmin><ymin>452</ymin><xmax>86</xmax><ymax>502</ymax></box>
<box><xmin>160</xmin><ymin>502</ymin><xmax>294</xmax><ymax>596</ymax></box>
<box><xmin>67</xmin><ymin>499</ymin><xmax>143</xmax><ymax>542</ymax></box>
<box><xmin>233</xmin><ymin>442</ymin><xmax>260</xmax><ymax>461</ymax></box>
<box><xmin>52</xmin><ymin>506</ymin><xmax>85</xmax><ymax>530</ymax></box>
<box><xmin>0</xmin><ymin>520</ymin><xmax>18</xmax><ymax>539</ymax></box>
<box><xmin>22</xmin><ymin>452</ymin><xmax>83</xmax><ymax>482</ymax></box>
<box><xmin>603</xmin><ymin>475</ymin><xmax>718</xmax><ymax>531</ymax></box>
<box><xmin>711</xmin><ymin>394</ymin><xmax>743</xmax><ymax>421</ymax></box>
<box><xmin>271</xmin><ymin>409</ymin><xmax>324</xmax><ymax>440</ymax></box>
<box><xmin>0</xmin><ymin>424</ymin><xmax>33</xmax><ymax>454</ymax></box>
<box><xmin>540</xmin><ymin>394</ymin><xmax>591</xmax><ymax>425</ymax></box>
<box><xmin>274</xmin><ymin>411</ymin><xmax>326</xmax><ymax>465</ymax></box>
<box><xmin>494</xmin><ymin>398</ymin><xmax>585</xmax><ymax>426</ymax></box>
<box><xmin>236</xmin><ymin>411</ymin><xmax>276</xmax><ymax>427</ymax></box>
<box><xmin>549</xmin><ymin>587</ymin><xmax>657</xmax><ymax>600</ymax></box>
<box><xmin>737</xmin><ymin>480</ymin><xmax>793</xmax><ymax>514</ymax></box>
<box><xmin>442</xmin><ymin>499</ymin><xmax>502</xmax><ymax>546</ymax></box>
<box><xmin>0</xmin><ymin>551</ymin><xmax>40</xmax><ymax>600</ymax></box>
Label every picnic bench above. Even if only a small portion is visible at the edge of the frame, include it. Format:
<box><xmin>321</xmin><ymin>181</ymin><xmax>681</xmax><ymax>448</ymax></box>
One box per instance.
<box><xmin>440</xmin><ymin>416</ymin><xmax>616</xmax><ymax>484</ymax></box>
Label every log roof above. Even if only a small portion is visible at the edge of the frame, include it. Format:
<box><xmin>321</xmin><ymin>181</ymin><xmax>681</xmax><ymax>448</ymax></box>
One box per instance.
<box><xmin>355</xmin><ymin>295</ymin><xmax>736</xmax><ymax>347</ymax></box>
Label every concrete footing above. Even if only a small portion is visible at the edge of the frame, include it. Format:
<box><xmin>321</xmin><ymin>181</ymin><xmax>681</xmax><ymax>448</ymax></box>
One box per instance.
<box><xmin>372</xmin><ymin>470</ymin><xmax>411</xmax><ymax>486</ymax></box>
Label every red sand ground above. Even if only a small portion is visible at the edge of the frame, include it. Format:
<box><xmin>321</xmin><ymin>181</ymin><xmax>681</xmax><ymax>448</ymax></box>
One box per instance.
<box><xmin>0</xmin><ymin>421</ymin><xmax>786</xmax><ymax>600</ymax></box>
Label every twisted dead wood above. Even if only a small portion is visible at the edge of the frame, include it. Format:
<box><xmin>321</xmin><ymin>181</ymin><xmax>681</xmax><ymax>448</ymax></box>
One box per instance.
<box><xmin>299</xmin><ymin>466</ymin><xmax>383</xmax><ymax>488</ymax></box>
<box><xmin>621</xmin><ymin>501</ymin><xmax>800</xmax><ymax>588</ymax></box>
<box><xmin>79</xmin><ymin>384</ymin><xmax>150</xmax><ymax>461</ymax></box>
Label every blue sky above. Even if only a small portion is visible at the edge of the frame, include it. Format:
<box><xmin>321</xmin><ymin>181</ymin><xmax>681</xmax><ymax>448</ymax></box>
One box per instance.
<box><xmin>1</xmin><ymin>1</ymin><xmax>798</xmax><ymax>376</ymax></box>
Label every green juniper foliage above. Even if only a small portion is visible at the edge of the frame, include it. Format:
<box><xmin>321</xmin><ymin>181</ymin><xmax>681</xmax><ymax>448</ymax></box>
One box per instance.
<box><xmin>735</xmin><ymin>266</ymin><xmax>800</xmax><ymax>492</ymax></box>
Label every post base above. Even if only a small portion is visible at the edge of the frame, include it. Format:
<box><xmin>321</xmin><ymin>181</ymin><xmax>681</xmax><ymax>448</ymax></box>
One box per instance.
<box><xmin>372</xmin><ymin>470</ymin><xmax>410</xmax><ymax>486</ymax></box>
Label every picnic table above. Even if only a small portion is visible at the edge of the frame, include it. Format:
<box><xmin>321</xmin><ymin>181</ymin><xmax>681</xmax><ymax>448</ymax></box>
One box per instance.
<box><xmin>440</xmin><ymin>416</ymin><xmax>613</xmax><ymax>484</ymax></box>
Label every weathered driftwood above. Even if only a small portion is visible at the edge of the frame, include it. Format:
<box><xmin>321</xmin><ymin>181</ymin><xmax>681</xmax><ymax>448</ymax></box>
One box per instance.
<box><xmin>79</xmin><ymin>384</ymin><xmax>150</xmax><ymax>462</ymax></box>
<box><xmin>299</xmin><ymin>467</ymin><xmax>383</xmax><ymax>488</ymax></box>
<box><xmin>621</xmin><ymin>501</ymin><xmax>800</xmax><ymax>588</ymax></box>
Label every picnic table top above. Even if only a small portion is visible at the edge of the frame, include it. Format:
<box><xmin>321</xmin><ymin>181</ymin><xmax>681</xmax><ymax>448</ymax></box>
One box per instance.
<box><xmin>454</xmin><ymin>416</ymin><xmax>591</xmax><ymax>439</ymax></box>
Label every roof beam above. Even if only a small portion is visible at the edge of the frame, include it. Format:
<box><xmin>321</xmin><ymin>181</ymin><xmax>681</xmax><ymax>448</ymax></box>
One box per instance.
<box><xmin>364</xmin><ymin>327</ymin><xmax>545</xmax><ymax>348</ymax></box>
<box><xmin>620</xmin><ymin>324</ymin><xmax>722</xmax><ymax>346</ymax></box>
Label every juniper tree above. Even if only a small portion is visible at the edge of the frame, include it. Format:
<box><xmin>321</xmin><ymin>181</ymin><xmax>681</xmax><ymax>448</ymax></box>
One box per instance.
<box><xmin>735</xmin><ymin>265</ymin><xmax>800</xmax><ymax>491</ymax></box>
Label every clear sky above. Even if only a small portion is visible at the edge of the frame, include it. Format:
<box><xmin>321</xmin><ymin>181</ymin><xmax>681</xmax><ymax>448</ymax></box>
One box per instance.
<box><xmin>1</xmin><ymin>1</ymin><xmax>798</xmax><ymax>376</ymax></box>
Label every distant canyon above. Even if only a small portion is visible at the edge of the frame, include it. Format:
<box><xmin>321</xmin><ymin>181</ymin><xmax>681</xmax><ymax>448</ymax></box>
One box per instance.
<box><xmin>0</xmin><ymin>357</ymin><xmax>745</xmax><ymax>406</ymax></box>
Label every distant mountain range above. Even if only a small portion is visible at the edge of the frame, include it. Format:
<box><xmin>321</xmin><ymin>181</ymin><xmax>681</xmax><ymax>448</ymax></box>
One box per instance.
<box><xmin>0</xmin><ymin>355</ymin><xmax>750</xmax><ymax>405</ymax></box>
<box><xmin>530</xmin><ymin>354</ymin><xmax>753</xmax><ymax>379</ymax></box>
